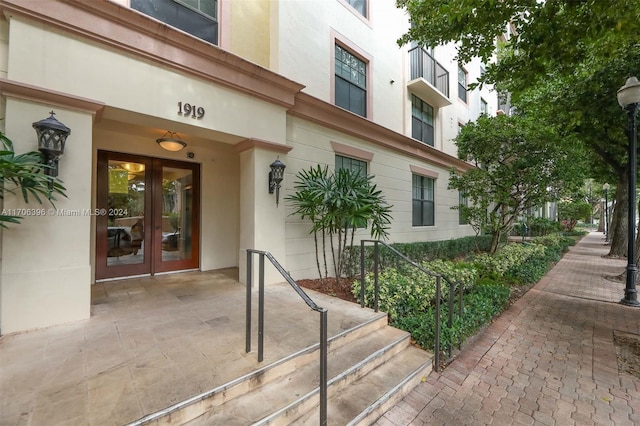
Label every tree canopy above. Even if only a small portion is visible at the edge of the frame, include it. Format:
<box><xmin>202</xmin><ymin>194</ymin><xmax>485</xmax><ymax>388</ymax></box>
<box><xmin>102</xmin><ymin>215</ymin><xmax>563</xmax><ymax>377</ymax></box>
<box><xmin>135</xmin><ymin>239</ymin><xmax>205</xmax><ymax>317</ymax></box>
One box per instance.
<box><xmin>449</xmin><ymin>114</ymin><xmax>585</xmax><ymax>253</ymax></box>
<box><xmin>397</xmin><ymin>0</ymin><xmax>640</xmax><ymax>94</ymax></box>
<box><xmin>398</xmin><ymin>0</ymin><xmax>640</xmax><ymax>257</ymax></box>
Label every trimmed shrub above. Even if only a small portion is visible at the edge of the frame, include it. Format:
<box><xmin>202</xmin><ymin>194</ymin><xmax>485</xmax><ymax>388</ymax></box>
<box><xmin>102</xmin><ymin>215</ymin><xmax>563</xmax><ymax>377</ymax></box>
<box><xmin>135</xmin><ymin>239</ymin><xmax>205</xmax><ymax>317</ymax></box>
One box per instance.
<box><xmin>343</xmin><ymin>235</ymin><xmax>492</xmax><ymax>278</ymax></box>
<box><xmin>353</xmin><ymin>259</ymin><xmax>477</xmax><ymax>321</ymax></box>
<box><xmin>394</xmin><ymin>279</ymin><xmax>510</xmax><ymax>350</ymax></box>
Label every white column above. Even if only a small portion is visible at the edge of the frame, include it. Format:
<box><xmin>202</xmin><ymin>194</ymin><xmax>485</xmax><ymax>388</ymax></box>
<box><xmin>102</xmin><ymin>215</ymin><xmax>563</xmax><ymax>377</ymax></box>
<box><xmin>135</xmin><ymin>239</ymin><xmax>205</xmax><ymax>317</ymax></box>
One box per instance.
<box><xmin>238</xmin><ymin>145</ymin><xmax>289</xmax><ymax>285</ymax></box>
<box><xmin>1</xmin><ymin>99</ymin><xmax>93</xmax><ymax>333</ymax></box>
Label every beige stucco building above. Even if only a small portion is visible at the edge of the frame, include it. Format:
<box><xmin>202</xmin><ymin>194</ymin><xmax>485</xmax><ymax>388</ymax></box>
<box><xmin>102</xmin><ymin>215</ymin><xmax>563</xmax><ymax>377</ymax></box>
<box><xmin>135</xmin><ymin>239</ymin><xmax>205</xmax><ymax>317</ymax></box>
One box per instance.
<box><xmin>0</xmin><ymin>0</ymin><xmax>497</xmax><ymax>334</ymax></box>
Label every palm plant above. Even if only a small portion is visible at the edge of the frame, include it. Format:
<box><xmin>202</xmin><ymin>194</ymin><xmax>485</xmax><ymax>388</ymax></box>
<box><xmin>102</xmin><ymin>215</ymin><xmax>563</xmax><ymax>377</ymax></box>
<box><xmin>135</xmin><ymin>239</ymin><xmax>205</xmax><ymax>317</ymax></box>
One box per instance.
<box><xmin>287</xmin><ymin>165</ymin><xmax>393</xmax><ymax>285</ymax></box>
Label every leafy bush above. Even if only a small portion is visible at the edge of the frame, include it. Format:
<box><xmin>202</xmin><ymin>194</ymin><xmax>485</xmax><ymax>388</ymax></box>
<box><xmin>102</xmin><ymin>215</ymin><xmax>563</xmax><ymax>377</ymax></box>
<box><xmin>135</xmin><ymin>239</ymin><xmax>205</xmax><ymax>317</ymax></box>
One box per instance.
<box><xmin>355</xmin><ymin>268</ymin><xmax>437</xmax><ymax>319</ymax></box>
<box><xmin>472</xmin><ymin>243</ymin><xmax>546</xmax><ymax>278</ymax></box>
<box><xmin>353</xmin><ymin>259</ymin><xmax>477</xmax><ymax>321</ymax></box>
<box><xmin>394</xmin><ymin>279</ymin><xmax>510</xmax><ymax>350</ymax></box>
<box><xmin>343</xmin><ymin>235</ymin><xmax>493</xmax><ymax>277</ymax></box>
<box><xmin>527</xmin><ymin>217</ymin><xmax>563</xmax><ymax>236</ymax></box>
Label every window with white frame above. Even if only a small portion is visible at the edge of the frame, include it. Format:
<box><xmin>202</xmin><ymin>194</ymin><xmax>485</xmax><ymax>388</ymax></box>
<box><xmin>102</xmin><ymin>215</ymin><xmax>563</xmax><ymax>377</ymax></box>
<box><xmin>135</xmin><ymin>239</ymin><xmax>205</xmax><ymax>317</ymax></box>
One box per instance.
<box><xmin>458</xmin><ymin>66</ymin><xmax>468</xmax><ymax>102</ymax></box>
<box><xmin>412</xmin><ymin>174</ymin><xmax>435</xmax><ymax>226</ymax></box>
<box><xmin>335</xmin><ymin>44</ymin><xmax>367</xmax><ymax>117</ymax></box>
<box><xmin>131</xmin><ymin>0</ymin><xmax>218</xmax><ymax>44</ymax></box>
<box><xmin>411</xmin><ymin>95</ymin><xmax>435</xmax><ymax>146</ymax></box>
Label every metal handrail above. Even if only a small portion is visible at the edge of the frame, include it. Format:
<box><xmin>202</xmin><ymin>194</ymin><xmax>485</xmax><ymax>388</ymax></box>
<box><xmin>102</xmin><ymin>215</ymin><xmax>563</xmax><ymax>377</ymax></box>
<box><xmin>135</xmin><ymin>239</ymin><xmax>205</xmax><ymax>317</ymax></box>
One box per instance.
<box><xmin>359</xmin><ymin>240</ymin><xmax>463</xmax><ymax>372</ymax></box>
<box><xmin>245</xmin><ymin>249</ymin><xmax>328</xmax><ymax>425</ymax></box>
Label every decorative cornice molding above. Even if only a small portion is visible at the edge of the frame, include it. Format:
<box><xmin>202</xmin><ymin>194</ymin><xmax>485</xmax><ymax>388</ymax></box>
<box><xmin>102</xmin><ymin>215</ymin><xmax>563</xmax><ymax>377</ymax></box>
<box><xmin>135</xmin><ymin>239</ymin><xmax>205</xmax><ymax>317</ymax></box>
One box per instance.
<box><xmin>0</xmin><ymin>78</ymin><xmax>105</xmax><ymax>120</ymax></box>
<box><xmin>410</xmin><ymin>165</ymin><xmax>439</xmax><ymax>179</ymax></box>
<box><xmin>235</xmin><ymin>138</ymin><xmax>293</xmax><ymax>154</ymax></box>
<box><xmin>0</xmin><ymin>0</ymin><xmax>304</xmax><ymax>109</ymax></box>
<box><xmin>290</xmin><ymin>93</ymin><xmax>473</xmax><ymax>172</ymax></box>
<box><xmin>331</xmin><ymin>141</ymin><xmax>374</xmax><ymax>161</ymax></box>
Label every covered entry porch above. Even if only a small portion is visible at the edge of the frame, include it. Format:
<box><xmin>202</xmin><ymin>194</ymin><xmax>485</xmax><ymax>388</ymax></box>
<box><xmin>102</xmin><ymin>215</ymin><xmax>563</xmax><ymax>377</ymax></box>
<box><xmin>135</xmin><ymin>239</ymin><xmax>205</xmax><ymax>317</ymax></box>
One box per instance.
<box><xmin>0</xmin><ymin>269</ymin><xmax>379</xmax><ymax>425</ymax></box>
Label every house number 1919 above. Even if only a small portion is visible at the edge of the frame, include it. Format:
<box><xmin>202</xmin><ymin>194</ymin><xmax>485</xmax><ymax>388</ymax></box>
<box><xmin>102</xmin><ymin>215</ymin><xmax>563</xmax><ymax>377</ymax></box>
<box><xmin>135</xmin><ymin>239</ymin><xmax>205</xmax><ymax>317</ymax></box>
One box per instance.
<box><xmin>178</xmin><ymin>102</ymin><xmax>205</xmax><ymax>119</ymax></box>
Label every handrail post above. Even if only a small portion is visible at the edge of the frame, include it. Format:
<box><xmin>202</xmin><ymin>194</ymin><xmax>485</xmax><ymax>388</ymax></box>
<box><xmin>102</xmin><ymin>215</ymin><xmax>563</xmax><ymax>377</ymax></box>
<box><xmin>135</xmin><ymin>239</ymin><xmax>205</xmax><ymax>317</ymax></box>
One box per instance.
<box><xmin>448</xmin><ymin>279</ymin><xmax>454</xmax><ymax>359</ymax></box>
<box><xmin>360</xmin><ymin>240</ymin><xmax>365</xmax><ymax>308</ymax></box>
<box><xmin>374</xmin><ymin>242</ymin><xmax>380</xmax><ymax>312</ymax></box>
<box><xmin>319</xmin><ymin>309</ymin><xmax>328</xmax><ymax>425</ymax></box>
<box><xmin>434</xmin><ymin>275</ymin><xmax>441</xmax><ymax>372</ymax></box>
<box><xmin>246</xmin><ymin>251</ymin><xmax>252</xmax><ymax>354</ymax></box>
<box><xmin>258</xmin><ymin>253</ymin><xmax>265</xmax><ymax>363</ymax></box>
<box><xmin>458</xmin><ymin>282</ymin><xmax>464</xmax><ymax>350</ymax></box>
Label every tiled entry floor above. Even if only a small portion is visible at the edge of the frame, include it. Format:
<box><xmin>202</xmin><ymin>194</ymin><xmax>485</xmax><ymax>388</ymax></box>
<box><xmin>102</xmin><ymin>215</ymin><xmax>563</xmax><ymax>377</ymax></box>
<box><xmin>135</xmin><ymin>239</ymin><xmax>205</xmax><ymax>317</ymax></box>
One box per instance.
<box><xmin>1</xmin><ymin>269</ymin><xmax>379</xmax><ymax>425</ymax></box>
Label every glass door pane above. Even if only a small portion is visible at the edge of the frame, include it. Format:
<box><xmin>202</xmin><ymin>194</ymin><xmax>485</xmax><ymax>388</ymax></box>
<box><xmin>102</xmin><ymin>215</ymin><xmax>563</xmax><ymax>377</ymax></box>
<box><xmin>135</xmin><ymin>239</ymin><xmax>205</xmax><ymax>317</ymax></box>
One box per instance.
<box><xmin>106</xmin><ymin>160</ymin><xmax>147</xmax><ymax>266</ymax></box>
<box><xmin>96</xmin><ymin>152</ymin><xmax>152</xmax><ymax>280</ymax></box>
<box><xmin>160</xmin><ymin>166</ymin><xmax>193</xmax><ymax>262</ymax></box>
<box><xmin>153</xmin><ymin>159</ymin><xmax>199</xmax><ymax>273</ymax></box>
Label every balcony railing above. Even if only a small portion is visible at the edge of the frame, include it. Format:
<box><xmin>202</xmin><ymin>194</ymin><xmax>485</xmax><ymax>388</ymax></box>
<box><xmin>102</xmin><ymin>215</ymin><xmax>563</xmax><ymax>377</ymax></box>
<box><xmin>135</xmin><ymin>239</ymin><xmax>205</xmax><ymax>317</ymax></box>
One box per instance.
<box><xmin>409</xmin><ymin>46</ymin><xmax>450</xmax><ymax>98</ymax></box>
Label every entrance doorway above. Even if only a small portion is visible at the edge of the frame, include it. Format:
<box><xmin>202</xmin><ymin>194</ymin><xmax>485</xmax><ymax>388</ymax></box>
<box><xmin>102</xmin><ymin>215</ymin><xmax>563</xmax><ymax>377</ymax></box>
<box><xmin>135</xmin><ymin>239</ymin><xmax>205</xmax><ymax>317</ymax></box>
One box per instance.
<box><xmin>96</xmin><ymin>151</ymin><xmax>200</xmax><ymax>280</ymax></box>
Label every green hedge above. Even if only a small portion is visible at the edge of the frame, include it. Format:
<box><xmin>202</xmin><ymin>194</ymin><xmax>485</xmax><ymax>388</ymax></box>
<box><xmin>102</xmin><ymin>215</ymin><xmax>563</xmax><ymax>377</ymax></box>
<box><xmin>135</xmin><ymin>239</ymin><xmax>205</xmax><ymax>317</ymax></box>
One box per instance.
<box><xmin>393</xmin><ymin>279</ymin><xmax>510</xmax><ymax>350</ymax></box>
<box><xmin>343</xmin><ymin>235</ymin><xmax>493</xmax><ymax>278</ymax></box>
<box><xmin>353</xmin><ymin>259</ymin><xmax>477</xmax><ymax>319</ymax></box>
<box><xmin>349</xmin><ymin>232</ymin><xmax>577</xmax><ymax>356</ymax></box>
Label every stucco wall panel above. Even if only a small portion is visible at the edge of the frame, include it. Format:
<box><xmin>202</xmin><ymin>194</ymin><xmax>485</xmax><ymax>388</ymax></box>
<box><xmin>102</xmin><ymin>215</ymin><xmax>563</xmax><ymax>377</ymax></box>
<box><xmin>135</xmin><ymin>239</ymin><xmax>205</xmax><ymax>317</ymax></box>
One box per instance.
<box><xmin>6</xmin><ymin>18</ymin><xmax>287</xmax><ymax>145</ymax></box>
<box><xmin>284</xmin><ymin>116</ymin><xmax>472</xmax><ymax>280</ymax></box>
<box><xmin>1</xmin><ymin>99</ymin><xmax>93</xmax><ymax>333</ymax></box>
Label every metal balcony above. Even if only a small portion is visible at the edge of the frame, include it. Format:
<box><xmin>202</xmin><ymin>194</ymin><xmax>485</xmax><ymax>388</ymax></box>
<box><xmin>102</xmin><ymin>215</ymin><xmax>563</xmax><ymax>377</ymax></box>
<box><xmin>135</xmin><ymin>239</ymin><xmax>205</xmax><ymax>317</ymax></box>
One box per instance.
<box><xmin>408</xmin><ymin>47</ymin><xmax>451</xmax><ymax>108</ymax></box>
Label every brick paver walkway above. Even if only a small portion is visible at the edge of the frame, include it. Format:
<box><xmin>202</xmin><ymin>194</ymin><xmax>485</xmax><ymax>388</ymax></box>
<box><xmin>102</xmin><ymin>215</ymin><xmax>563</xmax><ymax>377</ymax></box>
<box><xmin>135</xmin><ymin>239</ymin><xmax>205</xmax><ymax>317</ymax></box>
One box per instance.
<box><xmin>377</xmin><ymin>232</ymin><xmax>640</xmax><ymax>426</ymax></box>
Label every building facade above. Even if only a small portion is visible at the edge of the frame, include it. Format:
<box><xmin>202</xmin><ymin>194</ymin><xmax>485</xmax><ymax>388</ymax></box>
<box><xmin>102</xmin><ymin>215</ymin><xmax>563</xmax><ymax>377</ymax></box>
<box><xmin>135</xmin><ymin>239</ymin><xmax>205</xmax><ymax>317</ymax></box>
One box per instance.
<box><xmin>0</xmin><ymin>0</ymin><xmax>497</xmax><ymax>334</ymax></box>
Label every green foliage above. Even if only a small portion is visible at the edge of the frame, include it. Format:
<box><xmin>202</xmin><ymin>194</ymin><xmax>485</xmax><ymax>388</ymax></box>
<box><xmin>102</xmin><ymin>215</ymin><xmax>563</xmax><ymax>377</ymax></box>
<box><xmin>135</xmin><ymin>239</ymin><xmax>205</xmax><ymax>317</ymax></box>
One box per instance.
<box><xmin>286</xmin><ymin>165</ymin><xmax>393</xmax><ymax>281</ymax></box>
<box><xmin>343</xmin><ymin>235</ymin><xmax>493</xmax><ymax>278</ymax></box>
<box><xmin>558</xmin><ymin>200</ymin><xmax>592</xmax><ymax>231</ymax></box>
<box><xmin>472</xmin><ymin>243</ymin><xmax>546</xmax><ymax>278</ymax></box>
<box><xmin>353</xmin><ymin>232</ymin><xmax>577</xmax><ymax>358</ymax></box>
<box><xmin>527</xmin><ymin>217</ymin><xmax>562</xmax><ymax>237</ymax></box>
<box><xmin>397</xmin><ymin>0</ymin><xmax>640</xmax><ymax>95</ymax></box>
<box><xmin>448</xmin><ymin>114</ymin><xmax>585</xmax><ymax>254</ymax></box>
<box><xmin>397</xmin><ymin>0</ymin><xmax>636</xmax><ymax>253</ymax></box>
<box><xmin>353</xmin><ymin>259</ymin><xmax>476</xmax><ymax>321</ymax></box>
<box><xmin>0</xmin><ymin>132</ymin><xmax>66</xmax><ymax>227</ymax></box>
<box><xmin>394</xmin><ymin>280</ymin><xmax>510</xmax><ymax>351</ymax></box>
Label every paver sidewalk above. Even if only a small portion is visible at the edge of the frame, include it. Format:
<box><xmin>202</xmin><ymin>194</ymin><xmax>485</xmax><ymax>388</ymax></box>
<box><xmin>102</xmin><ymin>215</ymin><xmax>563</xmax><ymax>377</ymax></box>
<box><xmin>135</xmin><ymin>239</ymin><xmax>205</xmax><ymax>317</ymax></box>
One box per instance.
<box><xmin>377</xmin><ymin>231</ymin><xmax>640</xmax><ymax>426</ymax></box>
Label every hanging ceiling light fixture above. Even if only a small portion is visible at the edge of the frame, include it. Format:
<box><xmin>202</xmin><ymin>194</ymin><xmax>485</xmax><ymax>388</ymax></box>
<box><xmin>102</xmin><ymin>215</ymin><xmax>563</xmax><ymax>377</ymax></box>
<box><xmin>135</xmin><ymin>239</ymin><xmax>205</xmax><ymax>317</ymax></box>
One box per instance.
<box><xmin>156</xmin><ymin>131</ymin><xmax>187</xmax><ymax>152</ymax></box>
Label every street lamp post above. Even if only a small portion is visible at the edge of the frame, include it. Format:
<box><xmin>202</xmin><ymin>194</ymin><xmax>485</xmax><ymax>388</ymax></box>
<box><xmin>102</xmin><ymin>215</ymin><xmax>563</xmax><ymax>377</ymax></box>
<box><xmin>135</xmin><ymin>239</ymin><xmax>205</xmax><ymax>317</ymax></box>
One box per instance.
<box><xmin>617</xmin><ymin>77</ymin><xmax>640</xmax><ymax>307</ymax></box>
<box><xmin>603</xmin><ymin>183</ymin><xmax>610</xmax><ymax>242</ymax></box>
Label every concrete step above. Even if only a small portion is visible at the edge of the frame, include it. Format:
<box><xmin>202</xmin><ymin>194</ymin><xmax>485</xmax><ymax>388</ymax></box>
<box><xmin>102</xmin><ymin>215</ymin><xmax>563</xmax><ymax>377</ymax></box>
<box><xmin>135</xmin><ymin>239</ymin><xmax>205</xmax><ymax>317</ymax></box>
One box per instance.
<box><xmin>133</xmin><ymin>312</ymin><xmax>389</xmax><ymax>425</ymax></box>
<box><xmin>188</xmin><ymin>325</ymin><xmax>413</xmax><ymax>425</ymax></box>
<box><xmin>297</xmin><ymin>345</ymin><xmax>432</xmax><ymax>426</ymax></box>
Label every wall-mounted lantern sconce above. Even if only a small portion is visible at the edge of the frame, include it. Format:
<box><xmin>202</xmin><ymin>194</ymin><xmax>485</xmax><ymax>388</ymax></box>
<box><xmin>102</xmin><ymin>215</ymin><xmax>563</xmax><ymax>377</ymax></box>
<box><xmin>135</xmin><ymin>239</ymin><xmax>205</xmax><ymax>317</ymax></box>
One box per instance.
<box><xmin>32</xmin><ymin>111</ymin><xmax>71</xmax><ymax>184</ymax></box>
<box><xmin>156</xmin><ymin>131</ymin><xmax>187</xmax><ymax>151</ymax></box>
<box><xmin>268</xmin><ymin>157</ymin><xmax>286</xmax><ymax>206</ymax></box>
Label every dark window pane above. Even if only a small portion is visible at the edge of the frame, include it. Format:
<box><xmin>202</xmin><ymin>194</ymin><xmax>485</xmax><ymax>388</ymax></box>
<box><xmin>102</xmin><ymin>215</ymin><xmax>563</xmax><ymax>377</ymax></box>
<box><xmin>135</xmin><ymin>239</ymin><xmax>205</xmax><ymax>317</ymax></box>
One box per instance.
<box><xmin>411</xmin><ymin>95</ymin><xmax>434</xmax><ymax>145</ymax></box>
<box><xmin>412</xmin><ymin>174</ymin><xmax>435</xmax><ymax>226</ymax></box>
<box><xmin>336</xmin><ymin>155</ymin><xmax>367</xmax><ymax>175</ymax></box>
<box><xmin>412</xmin><ymin>200</ymin><xmax>422</xmax><ymax>226</ymax></box>
<box><xmin>335</xmin><ymin>77</ymin><xmax>351</xmax><ymax>111</ymax></box>
<box><xmin>350</xmin><ymin>85</ymin><xmax>366</xmax><ymax>116</ymax></box>
<box><xmin>132</xmin><ymin>0</ymin><xmax>218</xmax><ymax>44</ymax></box>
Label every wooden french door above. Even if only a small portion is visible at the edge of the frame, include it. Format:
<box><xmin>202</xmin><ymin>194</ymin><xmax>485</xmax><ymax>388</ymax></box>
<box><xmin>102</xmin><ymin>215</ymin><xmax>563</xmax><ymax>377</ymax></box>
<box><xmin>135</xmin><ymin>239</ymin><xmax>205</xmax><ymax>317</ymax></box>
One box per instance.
<box><xmin>96</xmin><ymin>151</ymin><xmax>200</xmax><ymax>280</ymax></box>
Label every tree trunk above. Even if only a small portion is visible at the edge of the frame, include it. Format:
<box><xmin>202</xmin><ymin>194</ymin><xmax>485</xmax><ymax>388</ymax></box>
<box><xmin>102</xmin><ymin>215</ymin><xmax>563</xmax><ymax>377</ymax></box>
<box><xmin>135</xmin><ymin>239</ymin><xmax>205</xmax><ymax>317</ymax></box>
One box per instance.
<box><xmin>490</xmin><ymin>231</ymin><xmax>500</xmax><ymax>255</ymax></box>
<box><xmin>608</xmin><ymin>173</ymin><xmax>629</xmax><ymax>257</ymax></box>
<box><xmin>597</xmin><ymin>202</ymin><xmax>604</xmax><ymax>233</ymax></box>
